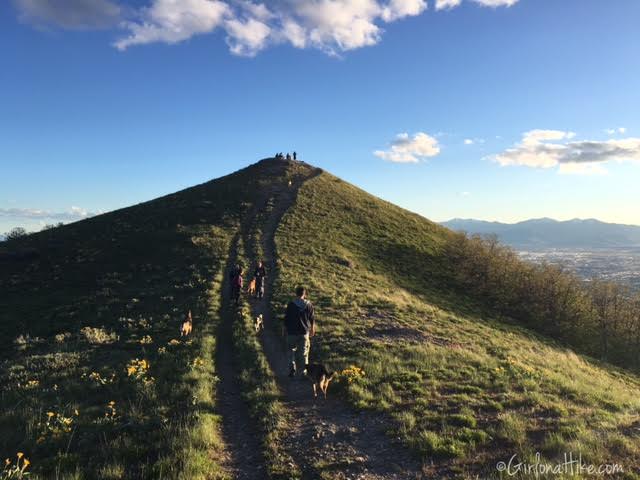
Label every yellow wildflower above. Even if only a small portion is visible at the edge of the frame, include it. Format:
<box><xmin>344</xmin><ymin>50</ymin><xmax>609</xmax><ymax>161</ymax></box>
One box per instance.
<box><xmin>23</xmin><ymin>458</ymin><xmax>30</xmax><ymax>469</ymax></box>
<box><xmin>17</xmin><ymin>452</ymin><xmax>24</xmax><ymax>459</ymax></box>
<box><xmin>47</xmin><ymin>411</ymin><xmax>55</xmax><ymax>418</ymax></box>
<box><xmin>4</xmin><ymin>458</ymin><xmax>10</xmax><ymax>466</ymax></box>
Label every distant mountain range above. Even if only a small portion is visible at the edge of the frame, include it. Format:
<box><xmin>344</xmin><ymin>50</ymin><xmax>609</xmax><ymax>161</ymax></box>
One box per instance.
<box><xmin>441</xmin><ymin>218</ymin><xmax>640</xmax><ymax>249</ymax></box>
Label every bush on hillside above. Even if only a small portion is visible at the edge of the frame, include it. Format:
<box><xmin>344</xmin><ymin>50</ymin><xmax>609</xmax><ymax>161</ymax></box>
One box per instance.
<box><xmin>445</xmin><ymin>232</ymin><xmax>640</xmax><ymax>370</ymax></box>
<box><xmin>5</xmin><ymin>227</ymin><xmax>28</xmax><ymax>241</ymax></box>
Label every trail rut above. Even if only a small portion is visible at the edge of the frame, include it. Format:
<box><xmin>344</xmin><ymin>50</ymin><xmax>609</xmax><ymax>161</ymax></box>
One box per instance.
<box><xmin>215</xmin><ymin>232</ymin><xmax>267</xmax><ymax>480</ymax></box>
<box><xmin>238</xmin><ymin>165</ymin><xmax>425</xmax><ymax>479</ymax></box>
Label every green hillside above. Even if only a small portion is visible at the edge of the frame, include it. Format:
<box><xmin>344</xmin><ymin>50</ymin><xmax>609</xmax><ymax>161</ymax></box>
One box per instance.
<box><xmin>273</xmin><ymin>172</ymin><xmax>640</xmax><ymax>478</ymax></box>
<box><xmin>1</xmin><ymin>159</ymin><xmax>639</xmax><ymax>479</ymax></box>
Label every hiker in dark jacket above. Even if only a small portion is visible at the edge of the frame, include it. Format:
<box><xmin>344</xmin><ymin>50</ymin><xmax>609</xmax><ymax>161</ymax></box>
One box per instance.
<box><xmin>253</xmin><ymin>261</ymin><xmax>266</xmax><ymax>299</ymax></box>
<box><xmin>283</xmin><ymin>286</ymin><xmax>315</xmax><ymax>377</ymax></box>
<box><xmin>230</xmin><ymin>266</ymin><xmax>243</xmax><ymax>306</ymax></box>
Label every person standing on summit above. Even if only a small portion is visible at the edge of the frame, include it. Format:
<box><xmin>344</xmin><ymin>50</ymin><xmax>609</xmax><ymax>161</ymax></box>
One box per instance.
<box><xmin>283</xmin><ymin>286</ymin><xmax>315</xmax><ymax>377</ymax></box>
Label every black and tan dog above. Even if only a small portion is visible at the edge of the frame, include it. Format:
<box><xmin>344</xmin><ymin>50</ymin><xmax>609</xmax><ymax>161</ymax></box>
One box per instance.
<box><xmin>305</xmin><ymin>363</ymin><xmax>335</xmax><ymax>399</ymax></box>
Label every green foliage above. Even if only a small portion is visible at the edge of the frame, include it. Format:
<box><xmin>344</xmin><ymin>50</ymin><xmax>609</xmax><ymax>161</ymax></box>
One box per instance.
<box><xmin>445</xmin><ymin>231</ymin><xmax>640</xmax><ymax>370</ymax></box>
<box><xmin>4</xmin><ymin>227</ymin><xmax>28</xmax><ymax>241</ymax></box>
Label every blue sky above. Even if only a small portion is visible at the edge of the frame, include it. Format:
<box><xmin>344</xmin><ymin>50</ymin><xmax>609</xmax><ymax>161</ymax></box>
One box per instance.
<box><xmin>2</xmin><ymin>0</ymin><xmax>640</xmax><ymax>234</ymax></box>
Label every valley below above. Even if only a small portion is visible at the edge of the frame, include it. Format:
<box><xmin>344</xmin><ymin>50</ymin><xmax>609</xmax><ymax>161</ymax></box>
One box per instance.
<box><xmin>517</xmin><ymin>247</ymin><xmax>640</xmax><ymax>290</ymax></box>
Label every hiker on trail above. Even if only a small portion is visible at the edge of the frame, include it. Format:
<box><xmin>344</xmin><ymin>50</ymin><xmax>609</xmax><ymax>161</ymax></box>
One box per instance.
<box><xmin>286</xmin><ymin>152</ymin><xmax>291</xmax><ymax>160</ymax></box>
<box><xmin>293</xmin><ymin>151</ymin><xmax>297</xmax><ymax>160</ymax></box>
<box><xmin>253</xmin><ymin>261</ymin><xmax>267</xmax><ymax>299</ymax></box>
<box><xmin>230</xmin><ymin>266</ymin><xmax>243</xmax><ymax>306</ymax></box>
<box><xmin>283</xmin><ymin>286</ymin><xmax>315</xmax><ymax>377</ymax></box>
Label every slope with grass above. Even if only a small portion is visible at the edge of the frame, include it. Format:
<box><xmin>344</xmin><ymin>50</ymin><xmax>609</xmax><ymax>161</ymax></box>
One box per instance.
<box><xmin>2</xmin><ymin>159</ymin><xmax>639</xmax><ymax>479</ymax></box>
<box><xmin>0</xmin><ymin>159</ymin><xmax>302</xmax><ymax>479</ymax></box>
<box><xmin>273</xmin><ymin>172</ymin><xmax>640</xmax><ymax>478</ymax></box>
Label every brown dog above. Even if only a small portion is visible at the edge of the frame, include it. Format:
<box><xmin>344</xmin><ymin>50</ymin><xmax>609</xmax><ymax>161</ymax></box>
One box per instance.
<box><xmin>180</xmin><ymin>310</ymin><xmax>193</xmax><ymax>337</ymax></box>
<box><xmin>305</xmin><ymin>364</ymin><xmax>335</xmax><ymax>399</ymax></box>
<box><xmin>247</xmin><ymin>278</ymin><xmax>256</xmax><ymax>296</ymax></box>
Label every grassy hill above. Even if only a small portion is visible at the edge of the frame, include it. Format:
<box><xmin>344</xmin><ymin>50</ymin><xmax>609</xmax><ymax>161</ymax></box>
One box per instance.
<box><xmin>273</xmin><ymin>172</ymin><xmax>640</xmax><ymax>477</ymax></box>
<box><xmin>1</xmin><ymin>159</ymin><xmax>639</xmax><ymax>479</ymax></box>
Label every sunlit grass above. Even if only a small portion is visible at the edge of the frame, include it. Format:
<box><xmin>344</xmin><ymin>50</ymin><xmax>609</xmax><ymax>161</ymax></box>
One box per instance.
<box><xmin>274</xmin><ymin>172</ymin><xmax>640</xmax><ymax>477</ymax></box>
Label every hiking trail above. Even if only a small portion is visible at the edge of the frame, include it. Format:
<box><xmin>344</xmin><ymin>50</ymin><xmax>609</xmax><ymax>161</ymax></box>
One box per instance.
<box><xmin>235</xmin><ymin>164</ymin><xmax>425</xmax><ymax>479</ymax></box>
<box><xmin>215</xmin><ymin>232</ymin><xmax>268</xmax><ymax>480</ymax></box>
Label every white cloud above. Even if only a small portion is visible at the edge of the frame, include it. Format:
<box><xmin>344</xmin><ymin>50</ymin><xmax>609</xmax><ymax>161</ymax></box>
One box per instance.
<box><xmin>492</xmin><ymin>129</ymin><xmax>640</xmax><ymax>174</ymax></box>
<box><xmin>381</xmin><ymin>0</ymin><xmax>427</xmax><ymax>22</ymax></box>
<box><xmin>15</xmin><ymin>0</ymin><xmax>519</xmax><ymax>55</ymax></box>
<box><xmin>114</xmin><ymin>0</ymin><xmax>230</xmax><ymax>50</ymax></box>
<box><xmin>225</xmin><ymin>17</ymin><xmax>271</xmax><ymax>56</ymax></box>
<box><xmin>280</xmin><ymin>18</ymin><xmax>307</xmax><ymax>48</ymax></box>
<box><xmin>435</xmin><ymin>0</ymin><xmax>461</xmax><ymax>10</ymax></box>
<box><xmin>291</xmin><ymin>0</ymin><xmax>388</xmax><ymax>54</ymax></box>
<box><xmin>521</xmin><ymin>129</ymin><xmax>575</xmax><ymax>145</ymax></box>
<box><xmin>0</xmin><ymin>206</ymin><xmax>98</xmax><ymax>221</ymax></box>
<box><xmin>110</xmin><ymin>0</ymin><xmax>512</xmax><ymax>55</ymax></box>
<box><xmin>464</xmin><ymin>138</ymin><xmax>474</xmax><ymax>145</ymax></box>
<box><xmin>14</xmin><ymin>0</ymin><xmax>121</xmax><ymax>29</ymax></box>
<box><xmin>374</xmin><ymin>132</ymin><xmax>440</xmax><ymax>163</ymax></box>
<box><xmin>473</xmin><ymin>0</ymin><xmax>518</xmax><ymax>6</ymax></box>
<box><xmin>436</xmin><ymin>0</ymin><xmax>517</xmax><ymax>10</ymax></box>
<box><xmin>605</xmin><ymin>127</ymin><xmax>627</xmax><ymax>135</ymax></box>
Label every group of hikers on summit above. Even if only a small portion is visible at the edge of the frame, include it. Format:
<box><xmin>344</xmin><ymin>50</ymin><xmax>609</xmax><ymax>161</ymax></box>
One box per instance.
<box><xmin>228</xmin><ymin>263</ymin><xmax>315</xmax><ymax>379</ymax></box>
<box><xmin>275</xmin><ymin>151</ymin><xmax>297</xmax><ymax>161</ymax></box>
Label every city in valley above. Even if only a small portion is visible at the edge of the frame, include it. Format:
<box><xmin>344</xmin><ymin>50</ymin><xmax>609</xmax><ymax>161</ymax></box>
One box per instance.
<box><xmin>518</xmin><ymin>248</ymin><xmax>640</xmax><ymax>291</ymax></box>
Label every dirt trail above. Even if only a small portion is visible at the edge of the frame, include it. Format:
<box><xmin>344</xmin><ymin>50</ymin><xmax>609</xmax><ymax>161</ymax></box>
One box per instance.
<box><xmin>215</xmin><ymin>232</ymin><xmax>267</xmax><ymax>480</ymax></box>
<box><xmin>240</xmin><ymin>167</ymin><xmax>425</xmax><ymax>479</ymax></box>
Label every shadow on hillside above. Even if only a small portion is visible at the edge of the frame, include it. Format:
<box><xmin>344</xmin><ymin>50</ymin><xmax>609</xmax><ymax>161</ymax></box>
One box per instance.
<box><xmin>362</xmin><ymin>237</ymin><xmax>484</xmax><ymax>319</ymax></box>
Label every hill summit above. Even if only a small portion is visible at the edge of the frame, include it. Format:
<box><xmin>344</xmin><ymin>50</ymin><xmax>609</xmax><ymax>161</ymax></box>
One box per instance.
<box><xmin>1</xmin><ymin>158</ymin><xmax>639</xmax><ymax>479</ymax></box>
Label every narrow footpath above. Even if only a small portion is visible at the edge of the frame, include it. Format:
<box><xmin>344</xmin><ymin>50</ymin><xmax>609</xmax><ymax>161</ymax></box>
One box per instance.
<box><xmin>239</xmin><ymin>169</ymin><xmax>425</xmax><ymax>480</ymax></box>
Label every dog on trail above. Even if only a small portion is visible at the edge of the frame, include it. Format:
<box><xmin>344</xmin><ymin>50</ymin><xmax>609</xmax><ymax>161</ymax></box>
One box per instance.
<box><xmin>180</xmin><ymin>310</ymin><xmax>193</xmax><ymax>337</ymax></box>
<box><xmin>305</xmin><ymin>364</ymin><xmax>335</xmax><ymax>399</ymax></box>
<box><xmin>254</xmin><ymin>314</ymin><xmax>264</xmax><ymax>333</ymax></box>
<box><xmin>247</xmin><ymin>278</ymin><xmax>256</xmax><ymax>296</ymax></box>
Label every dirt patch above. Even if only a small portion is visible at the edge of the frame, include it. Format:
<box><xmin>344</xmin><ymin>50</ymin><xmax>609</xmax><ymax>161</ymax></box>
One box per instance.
<box><xmin>620</xmin><ymin>419</ymin><xmax>640</xmax><ymax>438</ymax></box>
<box><xmin>365</xmin><ymin>314</ymin><xmax>463</xmax><ymax>349</ymax></box>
